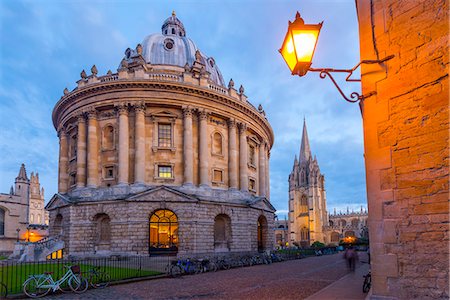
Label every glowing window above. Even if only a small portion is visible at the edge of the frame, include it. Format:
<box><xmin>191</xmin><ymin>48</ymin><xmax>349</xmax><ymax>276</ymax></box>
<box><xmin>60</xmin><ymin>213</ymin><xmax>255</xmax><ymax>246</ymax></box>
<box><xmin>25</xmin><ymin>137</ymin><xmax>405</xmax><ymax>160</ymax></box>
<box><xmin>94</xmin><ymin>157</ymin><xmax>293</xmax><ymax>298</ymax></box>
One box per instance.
<box><xmin>158</xmin><ymin>124</ymin><xmax>172</xmax><ymax>147</ymax></box>
<box><xmin>149</xmin><ymin>209</ymin><xmax>178</xmax><ymax>252</ymax></box>
<box><xmin>158</xmin><ymin>166</ymin><xmax>173</xmax><ymax>178</ymax></box>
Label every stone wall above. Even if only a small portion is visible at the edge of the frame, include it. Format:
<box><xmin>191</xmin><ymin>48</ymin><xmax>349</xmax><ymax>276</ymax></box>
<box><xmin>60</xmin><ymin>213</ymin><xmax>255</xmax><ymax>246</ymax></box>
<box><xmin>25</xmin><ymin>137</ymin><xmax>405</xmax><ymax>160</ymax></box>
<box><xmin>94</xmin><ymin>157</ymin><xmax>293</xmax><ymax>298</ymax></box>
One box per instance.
<box><xmin>356</xmin><ymin>0</ymin><xmax>449</xmax><ymax>298</ymax></box>
<box><xmin>51</xmin><ymin>199</ymin><xmax>274</xmax><ymax>257</ymax></box>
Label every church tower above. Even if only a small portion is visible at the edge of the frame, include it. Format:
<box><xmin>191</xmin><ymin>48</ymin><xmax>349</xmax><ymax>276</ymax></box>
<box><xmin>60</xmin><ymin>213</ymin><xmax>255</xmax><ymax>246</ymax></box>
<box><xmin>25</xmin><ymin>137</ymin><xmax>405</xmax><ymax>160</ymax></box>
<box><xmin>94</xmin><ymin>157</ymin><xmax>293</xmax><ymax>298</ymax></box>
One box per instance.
<box><xmin>14</xmin><ymin>163</ymin><xmax>30</xmax><ymax>204</ymax></box>
<box><xmin>288</xmin><ymin>120</ymin><xmax>328</xmax><ymax>246</ymax></box>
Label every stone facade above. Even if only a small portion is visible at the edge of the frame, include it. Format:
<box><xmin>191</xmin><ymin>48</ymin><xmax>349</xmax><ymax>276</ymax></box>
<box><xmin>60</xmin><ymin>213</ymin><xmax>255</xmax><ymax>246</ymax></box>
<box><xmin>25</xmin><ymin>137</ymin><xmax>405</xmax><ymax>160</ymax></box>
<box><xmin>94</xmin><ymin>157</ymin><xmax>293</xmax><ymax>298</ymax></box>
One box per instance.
<box><xmin>288</xmin><ymin>120</ymin><xmax>328</xmax><ymax>247</ymax></box>
<box><xmin>324</xmin><ymin>207</ymin><xmax>368</xmax><ymax>245</ymax></box>
<box><xmin>0</xmin><ymin>164</ymin><xmax>48</xmax><ymax>253</ymax></box>
<box><xmin>356</xmin><ymin>0</ymin><xmax>449</xmax><ymax>299</ymax></box>
<box><xmin>46</xmin><ymin>13</ymin><xmax>275</xmax><ymax>258</ymax></box>
<box><xmin>274</xmin><ymin>218</ymin><xmax>289</xmax><ymax>248</ymax></box>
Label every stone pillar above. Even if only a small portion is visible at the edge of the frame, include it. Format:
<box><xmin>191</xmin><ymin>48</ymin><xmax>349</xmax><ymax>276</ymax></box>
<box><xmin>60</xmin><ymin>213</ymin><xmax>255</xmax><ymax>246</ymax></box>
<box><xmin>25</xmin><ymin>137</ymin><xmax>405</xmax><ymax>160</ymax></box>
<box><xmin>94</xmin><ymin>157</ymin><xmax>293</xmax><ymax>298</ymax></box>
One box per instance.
<box><xmin>258</xmin><ymin>141</ymin><xmax>266</xmax><ymax>197</ymax></box>
<box><xmin>58</xmin><ymin>129</ymin><xmax>69</xmax><ymax>193</ymax></box>
<box><xmin>134</xmin><ymin>103</ymin><xmax>146</xmax><ymax>184</ymax></box>
<box><xmin>238</xmin><ymin>123</ymin><xmax>248</xmax><ymax>191</ymax></box>
<box><xmin>76</xmin><ymin>114</ymin><xmax>87</xmax><ymax>188</ymax></box>
<box><xmin>117</xmin><ymin>104</ymin><xmax>129</xmax><ymax>185</ymax></box>
<box><xmin>227</xmin><ymin>119</ymin><xmax>238</xmax><ymax>189</ymax></box>
<box><xmin>266</xmin><ymin>150</ymin><xmax>270</xmax><ymax>199</ymax></box>
<box><xmin>183</xmin><ymin>106</ymin><xmax>194</xmax><ymax>185</ymax></box>
<box><xmin>86</xmin><ymin>110</ymin><xmax>98</xmax><ymax>188</ymax></box>
<box><xmin>198</xmin><ymin>110</ymin><xmax>209</xmax><ymax>187</ymax></box>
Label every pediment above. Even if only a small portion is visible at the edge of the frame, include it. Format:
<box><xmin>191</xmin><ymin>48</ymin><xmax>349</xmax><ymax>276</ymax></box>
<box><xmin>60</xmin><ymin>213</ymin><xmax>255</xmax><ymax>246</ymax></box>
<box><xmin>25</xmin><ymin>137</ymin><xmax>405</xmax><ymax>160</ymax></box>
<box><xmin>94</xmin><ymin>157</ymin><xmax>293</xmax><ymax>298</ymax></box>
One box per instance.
<box><xmin>247</xmin><ymin>197</ymin><xmax>276</xmax><ymax>212</ymax></box>
<box><xmin>150</xmin><ymin>110</ymin><xmax>179</xmax><ymax>119</ymax></box>
<box><xmin>45</xmin><ymin>193</ymin><xmax>72</xmax><ymax>210</ymax></box>
<box><xmin>127</xmin><ymin>186</ymin><xmax>198</xmax><ymax>203</ymax></box>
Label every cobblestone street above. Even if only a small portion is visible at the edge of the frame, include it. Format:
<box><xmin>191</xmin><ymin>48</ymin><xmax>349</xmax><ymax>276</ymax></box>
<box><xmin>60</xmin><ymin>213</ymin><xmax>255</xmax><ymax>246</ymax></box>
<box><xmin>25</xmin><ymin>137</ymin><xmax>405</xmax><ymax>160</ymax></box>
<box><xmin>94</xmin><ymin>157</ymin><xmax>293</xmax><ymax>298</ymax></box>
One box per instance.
<box><xmin>41</xmin><ymin>253</ymin><xmax>367</xmax><ymax>300</ymax></box>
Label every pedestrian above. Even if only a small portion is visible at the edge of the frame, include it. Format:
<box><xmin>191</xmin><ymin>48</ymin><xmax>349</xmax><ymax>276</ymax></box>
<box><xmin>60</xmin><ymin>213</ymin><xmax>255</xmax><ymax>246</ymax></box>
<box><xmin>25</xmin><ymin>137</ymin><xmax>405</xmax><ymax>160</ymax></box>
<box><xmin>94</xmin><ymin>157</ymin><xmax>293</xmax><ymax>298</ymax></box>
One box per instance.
<box><xmin>367</xmin><ymin>246</ymin><xmax>370</xmax><ymax>264</ymax></box>
<box><xmin>343</xmin><ymin>246</ymin><xmax>358</xmax><ymax>272</ymax></box>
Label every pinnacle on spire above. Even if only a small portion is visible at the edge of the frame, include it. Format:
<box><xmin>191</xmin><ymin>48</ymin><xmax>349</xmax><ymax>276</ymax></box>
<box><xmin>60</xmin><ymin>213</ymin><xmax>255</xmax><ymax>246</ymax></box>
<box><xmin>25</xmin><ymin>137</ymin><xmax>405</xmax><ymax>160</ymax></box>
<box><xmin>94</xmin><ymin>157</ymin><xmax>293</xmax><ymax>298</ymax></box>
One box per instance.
<box><xmin>16</xmin><ymin>163</ymin><xmax>28</xmax><ymax>181</ymax></box>
<box><xmin>299</xmin><ymin>118</ymin><xmax>312</xmax><ymax>163</ymax></box>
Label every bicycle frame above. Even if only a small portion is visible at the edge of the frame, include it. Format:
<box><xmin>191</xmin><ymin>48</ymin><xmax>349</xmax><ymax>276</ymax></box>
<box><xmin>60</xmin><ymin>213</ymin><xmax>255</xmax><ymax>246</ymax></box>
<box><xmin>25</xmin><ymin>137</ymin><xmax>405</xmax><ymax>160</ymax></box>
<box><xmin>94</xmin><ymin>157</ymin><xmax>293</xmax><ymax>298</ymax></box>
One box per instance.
<box><xmin>32</xmin><ymin>267</ymin><xmax>79</xmax><ymax>292</ymax></box>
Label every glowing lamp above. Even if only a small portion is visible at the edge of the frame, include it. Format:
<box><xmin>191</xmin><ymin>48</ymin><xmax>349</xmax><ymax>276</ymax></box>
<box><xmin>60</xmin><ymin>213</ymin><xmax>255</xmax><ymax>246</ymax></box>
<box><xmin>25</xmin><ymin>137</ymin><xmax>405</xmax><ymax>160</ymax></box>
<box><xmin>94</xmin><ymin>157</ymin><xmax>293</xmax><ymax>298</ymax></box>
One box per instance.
<box><xmin>279</xmin><ymin>12</ymin><xmax>322</xmax><ymax>76</ymax></box>
<box><xmin>279</xmin><ymin>11</ymin><xmax>395</xmax><ymax>103</ymax></box>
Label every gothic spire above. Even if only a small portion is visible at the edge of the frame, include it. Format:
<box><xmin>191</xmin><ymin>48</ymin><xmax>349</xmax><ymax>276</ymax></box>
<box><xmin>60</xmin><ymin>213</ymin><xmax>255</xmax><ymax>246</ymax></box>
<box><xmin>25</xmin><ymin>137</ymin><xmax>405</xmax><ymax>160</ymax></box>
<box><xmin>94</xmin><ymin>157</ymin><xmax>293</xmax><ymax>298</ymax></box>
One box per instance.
<box><xmin>16</xmin><ymin>163</ymin><xmax>28</xmax><ymax>181</ymax></box>
<box><xmin>299</xmin><ymin>118</ymin><xmax>312</xmax><ymax>163</ymax></box>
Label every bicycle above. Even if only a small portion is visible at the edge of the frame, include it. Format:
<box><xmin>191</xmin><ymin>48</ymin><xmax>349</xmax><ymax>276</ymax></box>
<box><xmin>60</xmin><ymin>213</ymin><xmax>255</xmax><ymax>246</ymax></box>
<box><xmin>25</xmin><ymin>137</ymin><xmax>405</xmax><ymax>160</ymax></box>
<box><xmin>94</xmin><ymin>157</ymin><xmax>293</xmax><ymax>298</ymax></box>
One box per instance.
<box><xmin>22</xmin><ymin>265</ymin><xmax>88</xmax><ymax>298</ymax></box>
<box><xmin>87</xmin><ymin>266</ymin><xmax>110</xmax><ymax>289</ymax></box>
<box><xmin>169</xmin><ymin>258</ymin><xmax>197</xmax><ymax>277</ymax></box>
<box><xmin>363</xmin><ymin>271</ymin><xmax>371</xmax><ymax>293</ymax></box>
<box><xmin>0</xmin><ymin>281</ymin><xmax>7</xmax><ymax>299</ymax></box>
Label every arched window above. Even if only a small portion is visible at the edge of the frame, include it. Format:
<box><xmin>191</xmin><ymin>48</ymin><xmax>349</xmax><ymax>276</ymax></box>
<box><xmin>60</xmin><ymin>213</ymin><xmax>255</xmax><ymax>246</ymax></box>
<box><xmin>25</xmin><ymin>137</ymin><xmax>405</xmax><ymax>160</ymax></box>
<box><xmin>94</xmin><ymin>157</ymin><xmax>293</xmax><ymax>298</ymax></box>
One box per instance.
<box><xmin>257</xmin><ymin>215</ymin><xmax>268</xmax><ymax>251</ymax></box>
<box><xmin>102</xmin><ymin>125</ymin><xmax>115</xmax><ymax>150</ymax></box>
<box><xmin>300</xmin><ymin>195</ymin><xmax>308</xmax><ymax>213</ymax></box>
<box><xmin>300</xmin><ymin>195</ymin><xmax>308</xmax><ymax>206</ymax></box>
<box><xmin>212</xmin><ymin>132</ymin><xmax>223</xmax><ymax>155</ymax></box>
<box><xmin>345</xmin><ymin>231</ymin><xmax>355</xmax><ymax>237</ymax></box>
<box><xmin>94</xmin><ymin>214</ymin><xmax>111</xmax><ymax>243</ymax></box>
<box><xmin>149</xmin><ymin>209</ymin><xmax>178</xmax><ymax>254</ymax></box>
<box><xmin>340</xmin><ymin>219</ymin><xmax>347</xmax><ymax>227</ymax></box>
<box><xmin>300</xmin><ymin>227</ymin><xmax>309</xmax><ymax>241</ymax></box>
<box><xmin>214</xmin><ymin>214</ymin><xmax>231</xmax><ymax>252</ymax></box>
<box><xmin>54</xmin><ymin>214</ymin><xmax>63</xmax><ymax>235</ymax></box>
<box><xmin>0</xmin><ymin>208</ymin><xmax>5</xmax><ymax>236</ymax></box>
<box><xmin>331</xmin><ymin>232</ymin><xmax>340</xmax><ymax>243</ymax></box>
<box><xmin>351</xmin><ymin>218</ymin><xmax>359</xmax><ymax>227</ymax></box>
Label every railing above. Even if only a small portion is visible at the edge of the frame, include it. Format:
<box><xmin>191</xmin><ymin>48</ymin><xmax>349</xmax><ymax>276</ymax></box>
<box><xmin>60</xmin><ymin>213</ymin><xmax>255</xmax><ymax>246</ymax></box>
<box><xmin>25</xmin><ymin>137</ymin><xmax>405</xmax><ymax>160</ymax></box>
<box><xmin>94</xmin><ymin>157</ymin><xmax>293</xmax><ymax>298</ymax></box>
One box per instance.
<box><xmin>208</xmin><ymin>83</ymin><xmax>228</xmax><ymax>95</ymax></box>
<box><xmin>99</xmin><ymin>74</ymin><xmax>119</xmax><ymax>82</ymax></box>
<box><xmin>148</xmin><ymin>73</ymin><xmax>181</xmax><ymax>82</ymax></box>
<box><xmin>0</xmin><ymin>255</ymin><xmax>171</xmax><ymax>296</ymax></box>
<box><xmin>34</xmin><ymin>235</ymin><xmax>61</xmax><ymax>251</ymax></box>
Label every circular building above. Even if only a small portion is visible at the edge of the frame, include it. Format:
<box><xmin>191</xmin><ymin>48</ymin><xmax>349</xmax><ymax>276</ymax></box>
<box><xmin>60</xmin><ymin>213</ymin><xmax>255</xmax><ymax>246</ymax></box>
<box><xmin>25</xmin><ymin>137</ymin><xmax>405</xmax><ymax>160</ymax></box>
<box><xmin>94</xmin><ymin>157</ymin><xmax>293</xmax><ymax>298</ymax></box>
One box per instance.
<box><xmin>46</xmin><ymin>13</ymin><xmax>275</xmax><ymax>257</ymax></box>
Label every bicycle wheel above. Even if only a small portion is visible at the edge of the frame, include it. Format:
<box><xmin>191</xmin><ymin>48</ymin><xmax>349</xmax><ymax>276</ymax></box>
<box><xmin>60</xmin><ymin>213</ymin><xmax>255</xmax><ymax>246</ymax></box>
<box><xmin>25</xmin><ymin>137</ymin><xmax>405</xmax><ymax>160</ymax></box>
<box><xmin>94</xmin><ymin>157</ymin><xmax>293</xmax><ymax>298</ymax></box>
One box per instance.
<box><xmin>363</xmin><ymin>276</ymin><xmax>371</xmax><ymax>293</ymax></box>
<box><xmin>58</xmin><ymin>278</ymin><xmax>72</xmax><ymax>293</ymax></box>
<box><xmin>90</xmin><ymin>271</ymin><xmax>110</xmax><ymax>289</ymax></box>
<box><xmin>170</xmin><ymin>265</ymin><xmax>182</xmax><ymax>277</ymax></box>
<box><xmin>0</xmin><ymin>282</ymin><xmax>7</xmax><ymax>299</ymax></box>
<box><xmin>69</xmin><ymin>275</ymin><xmax>88</xmax><ymax>293</ymax></box>
<box><xmin>23</xmin><ymin>277</ymin><xmax>51</xmax><ymax>298</ymax></box>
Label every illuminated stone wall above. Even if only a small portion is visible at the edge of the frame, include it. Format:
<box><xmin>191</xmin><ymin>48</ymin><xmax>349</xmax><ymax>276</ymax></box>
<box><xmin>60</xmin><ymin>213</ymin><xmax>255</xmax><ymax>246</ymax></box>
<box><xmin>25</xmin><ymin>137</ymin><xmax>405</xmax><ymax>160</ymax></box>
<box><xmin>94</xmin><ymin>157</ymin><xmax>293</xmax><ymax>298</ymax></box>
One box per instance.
<box><xmin>356</xmin><ymin>0</ymin><xmax>449</xmax><ymax>298</ymax></box>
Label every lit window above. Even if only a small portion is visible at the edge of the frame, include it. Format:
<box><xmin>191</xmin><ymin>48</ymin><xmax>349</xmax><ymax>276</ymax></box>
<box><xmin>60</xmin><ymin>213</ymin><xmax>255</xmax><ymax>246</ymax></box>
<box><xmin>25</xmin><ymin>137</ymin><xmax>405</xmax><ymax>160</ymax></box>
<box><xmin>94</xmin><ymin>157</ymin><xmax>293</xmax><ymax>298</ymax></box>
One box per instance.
<box><xmin>158</xmin><ymin>165</ymin><xmax>173</xmax><ymax>178</ymax></box>
<box><xmin>158</xmin><ymin>124</ymin><xmax>172</xmax><ymax>147</ymax></box>
<box><xmin>249</xmin><ymin>145</ymin><xmax>255</xmax><ymax>166</ymax></box>
<box><xmin>213</xmin><ymin>170</ymin><xmax>223</xmax><ymax>183</ymax></box>
<box><xmin>149</xmin><ymin>209</ymin><xmax>178</xmax><ymax>253</ymax></box>
<box><xmin>249</xmin><ymin>178</ymin><xmax>256</xmax><ymax>191</ymax></box>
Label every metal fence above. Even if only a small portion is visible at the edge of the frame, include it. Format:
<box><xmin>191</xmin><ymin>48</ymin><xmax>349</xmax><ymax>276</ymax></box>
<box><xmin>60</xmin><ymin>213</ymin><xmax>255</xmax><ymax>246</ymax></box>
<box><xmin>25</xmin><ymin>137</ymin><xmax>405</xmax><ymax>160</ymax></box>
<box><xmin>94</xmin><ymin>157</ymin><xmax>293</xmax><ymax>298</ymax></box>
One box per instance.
<box><xmin>0</xmin><ymin>255</ymin><xmax>171</xmax><ymax>296</ymax></box>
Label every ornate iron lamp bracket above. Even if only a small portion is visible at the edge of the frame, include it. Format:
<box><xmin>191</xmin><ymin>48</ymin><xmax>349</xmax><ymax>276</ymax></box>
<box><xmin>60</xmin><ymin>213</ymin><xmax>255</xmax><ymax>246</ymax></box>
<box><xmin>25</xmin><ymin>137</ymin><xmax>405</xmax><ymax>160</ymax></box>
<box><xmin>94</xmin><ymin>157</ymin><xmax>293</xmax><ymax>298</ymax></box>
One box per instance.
<box><xmin>308</xmin><ymin>55</ymin><xmax>394</xmax><ymax>103</ymax></box>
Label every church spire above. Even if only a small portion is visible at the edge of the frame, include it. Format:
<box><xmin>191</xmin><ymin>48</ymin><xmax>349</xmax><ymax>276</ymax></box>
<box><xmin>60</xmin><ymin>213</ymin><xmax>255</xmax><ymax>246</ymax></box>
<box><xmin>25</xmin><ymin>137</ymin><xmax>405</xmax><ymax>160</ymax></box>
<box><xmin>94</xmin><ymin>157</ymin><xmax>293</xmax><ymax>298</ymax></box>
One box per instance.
<box><xmin>299</xmin><ymin>118</ymin><xmax>312</xmax><ymax>163</ymax></box>
<box><xmin>16</xmin><ymin>163</ymin><xmax>28</xmax><ymax>181</ymax></box>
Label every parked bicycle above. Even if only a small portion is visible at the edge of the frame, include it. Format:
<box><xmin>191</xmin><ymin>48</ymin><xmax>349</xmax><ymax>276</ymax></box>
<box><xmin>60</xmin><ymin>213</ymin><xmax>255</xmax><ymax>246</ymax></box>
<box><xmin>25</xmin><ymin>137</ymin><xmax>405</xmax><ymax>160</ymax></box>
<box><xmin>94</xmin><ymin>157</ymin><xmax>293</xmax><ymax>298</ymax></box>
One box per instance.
<box><xmin>87</xmin><ymin>266</ymin><xmax>110</xmax><ymax>289</ymax></box>
<box><xmin>0</xmin><ymin>281</ymin><xmax>7</xmax><ymax>299</ymax></box>
<box><xmin>363</xmin><ymin>271</ymin><xmax>371</xmax><ymax>293</ymax></box>
<box><xmin>22</xmin><ymin>265</ymin><xmax>88</xmax><ymax>298</ymax></box>
<box><xmin>169</xmin><ymin>259</ymin><xmax>197</xmax><ymax>277</ymax></box>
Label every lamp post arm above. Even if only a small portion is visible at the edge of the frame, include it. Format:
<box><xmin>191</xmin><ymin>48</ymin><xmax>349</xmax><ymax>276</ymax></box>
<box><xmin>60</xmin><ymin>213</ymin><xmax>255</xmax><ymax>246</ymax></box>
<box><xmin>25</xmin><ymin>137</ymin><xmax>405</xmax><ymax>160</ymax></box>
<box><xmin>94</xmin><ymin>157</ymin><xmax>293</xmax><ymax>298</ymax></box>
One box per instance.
<box><xmin>308</xmin><ymin>55</ymin><xmax>395</xmax><ymax>103</ymax></box>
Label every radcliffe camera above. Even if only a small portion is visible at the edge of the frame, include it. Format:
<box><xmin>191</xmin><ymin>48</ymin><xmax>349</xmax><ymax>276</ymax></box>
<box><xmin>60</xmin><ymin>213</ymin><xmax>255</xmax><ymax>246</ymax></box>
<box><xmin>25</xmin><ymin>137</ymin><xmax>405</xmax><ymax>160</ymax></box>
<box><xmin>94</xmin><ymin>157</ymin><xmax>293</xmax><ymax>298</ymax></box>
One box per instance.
<box><xmin>0</xmin><ymin>2</ymin><xmax>447</xmax><ymax>300</ymax></box>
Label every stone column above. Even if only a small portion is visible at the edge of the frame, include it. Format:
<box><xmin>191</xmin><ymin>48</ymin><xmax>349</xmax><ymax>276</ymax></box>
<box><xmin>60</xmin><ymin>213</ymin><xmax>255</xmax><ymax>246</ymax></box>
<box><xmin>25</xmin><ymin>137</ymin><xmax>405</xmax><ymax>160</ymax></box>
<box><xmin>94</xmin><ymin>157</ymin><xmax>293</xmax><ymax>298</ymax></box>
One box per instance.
<box><xmin>266</xmin><ymin>150</ymin><xmax>270</xmax><ymax>199</ymax></box>
<box><xmin>76</xmin><ymin>114</ymin><xmax>87</xmax><ymax>188</ymax></box>
<box><xmin>134</xmin><ymin>103</ymin><xmax>146</xmax><ymax>184</ymax></box>
<box><xmin>227</xmin><ymin>119</ymin><xmax>238</xmax><ymax>189</ymax></box>
<box><xmin>238</xmin><ymin>123</ymin><xmax>248</xmax><ymax>191</ymax></box>
<box><xmin>86</xmin><ymin>110</ymin><xmax>99</xmax><ymax>187</ymax></box>
<box><xmin>58</xmin><ymin>129</ymin><xmax>69</xmax><ymax>193</ymax></box>
<box><xmin>183</xmin><ymin>106</ymin><xmax>194</xmax><ymax>185</ymax></box>
<box><xmin>258</xmin><ymin>141</ymin><xmax>266</xmax><ymax>197</ymax></box>
<box><xmin>117</xmin><ymin>104</ymin><xmax>129</xmax><ymax>185</ymax></box>
<box><xmin>198</xmin><ymin>110</ymin><xmax>209</xmax><ymax>187</ymax></box>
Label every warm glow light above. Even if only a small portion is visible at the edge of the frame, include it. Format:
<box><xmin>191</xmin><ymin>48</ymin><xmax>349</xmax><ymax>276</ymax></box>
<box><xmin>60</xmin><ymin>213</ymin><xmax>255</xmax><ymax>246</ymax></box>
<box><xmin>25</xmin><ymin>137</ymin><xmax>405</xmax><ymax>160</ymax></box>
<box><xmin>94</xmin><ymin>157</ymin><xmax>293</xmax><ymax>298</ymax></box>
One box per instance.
<box><xmin>292</xmin><ymin>30</ymin><xmax>319</xmax><ymax>62</ymax></box>
<box><xmin>280</xmin><ymin>34</ymin><xmax>297</xmax><ymax>72</ymax></box>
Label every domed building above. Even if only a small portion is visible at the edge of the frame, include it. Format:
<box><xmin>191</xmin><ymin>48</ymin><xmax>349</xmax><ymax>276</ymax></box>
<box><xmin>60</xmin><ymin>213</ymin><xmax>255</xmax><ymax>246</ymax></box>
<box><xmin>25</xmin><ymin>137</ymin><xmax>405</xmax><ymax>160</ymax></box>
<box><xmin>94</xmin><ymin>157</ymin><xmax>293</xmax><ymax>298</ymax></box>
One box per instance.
<box><xmin>46</xmin><ymin>13</ymin><xmax>275</xmax><ymax>257</ymax></box>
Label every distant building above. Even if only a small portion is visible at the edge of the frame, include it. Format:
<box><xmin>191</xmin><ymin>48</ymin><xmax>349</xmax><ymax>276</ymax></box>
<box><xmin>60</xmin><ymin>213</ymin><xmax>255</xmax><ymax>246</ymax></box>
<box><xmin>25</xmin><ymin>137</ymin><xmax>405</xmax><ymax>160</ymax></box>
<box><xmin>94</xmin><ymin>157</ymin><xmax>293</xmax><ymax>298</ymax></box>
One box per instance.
<box><xmin>288</xmin><ymin>120</ymin><xmax>328</xmax><ymax>247</ymax></box>
<box><xmin>274</xmin><ymin>218</ymin><xmax>289</xmax><ymax>248</ymax></box>
<box><xmin>324</xmin><ymin>207</ymin><xmax>368</xmax><ymax>245</ymax></box>
<box><xmin>0</xmin><ymin>164</ymin><xmax>48</xmax><ymax>253</ymax></box>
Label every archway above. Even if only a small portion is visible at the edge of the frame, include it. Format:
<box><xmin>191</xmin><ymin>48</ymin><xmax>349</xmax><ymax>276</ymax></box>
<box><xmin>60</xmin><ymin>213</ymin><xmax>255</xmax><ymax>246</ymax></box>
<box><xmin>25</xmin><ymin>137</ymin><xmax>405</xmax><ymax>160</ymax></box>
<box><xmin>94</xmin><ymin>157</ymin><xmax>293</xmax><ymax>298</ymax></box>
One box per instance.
<box><xmin>149</xmin><ymin>209</ymin><xmax>178</xmax><ymax>255</ymax></box>
<box><xmin>257</xmin><ymin>215</ymin><xmax>268</xmax><ymax>252</ymax></box>
<box><xmin>214</xmin><ymin>214</ymin><xmax>231</xmax><ymax>252</ymax></box>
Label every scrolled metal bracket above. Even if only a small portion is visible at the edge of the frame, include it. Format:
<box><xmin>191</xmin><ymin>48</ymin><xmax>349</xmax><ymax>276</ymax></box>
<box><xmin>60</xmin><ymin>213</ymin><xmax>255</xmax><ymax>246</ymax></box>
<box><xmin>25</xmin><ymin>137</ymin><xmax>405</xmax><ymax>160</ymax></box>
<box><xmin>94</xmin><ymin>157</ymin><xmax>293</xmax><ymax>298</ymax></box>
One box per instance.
<box><xmin>308</xmin><ymin>55</ymin><xmax>395</xmax><ymax>103</ymax></box>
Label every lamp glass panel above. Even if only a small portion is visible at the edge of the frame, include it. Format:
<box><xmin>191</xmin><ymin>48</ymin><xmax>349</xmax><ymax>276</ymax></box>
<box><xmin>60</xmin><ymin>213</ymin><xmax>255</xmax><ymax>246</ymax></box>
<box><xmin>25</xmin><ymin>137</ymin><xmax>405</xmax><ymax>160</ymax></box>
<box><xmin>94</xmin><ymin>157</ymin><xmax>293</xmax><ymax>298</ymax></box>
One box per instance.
<box><xmin>280</xmin><ymin>33</ymin><xmax>297</xmax><ymax>72</ymax></box>
<box><xmin>292</xmin><ymin>29</ymin><xmax>319</xmax><ymax>63</ymax></box>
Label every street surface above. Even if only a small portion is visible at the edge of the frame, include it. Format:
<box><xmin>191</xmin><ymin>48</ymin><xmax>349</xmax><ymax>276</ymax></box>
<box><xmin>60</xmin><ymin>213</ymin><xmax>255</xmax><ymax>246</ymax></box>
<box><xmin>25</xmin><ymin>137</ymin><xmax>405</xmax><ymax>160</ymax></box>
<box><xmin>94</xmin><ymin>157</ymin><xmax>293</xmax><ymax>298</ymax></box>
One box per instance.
<box><xmin>43</xmin><ymin>253</ymin><xmax>367</xmax><ymax>300</ymax></box>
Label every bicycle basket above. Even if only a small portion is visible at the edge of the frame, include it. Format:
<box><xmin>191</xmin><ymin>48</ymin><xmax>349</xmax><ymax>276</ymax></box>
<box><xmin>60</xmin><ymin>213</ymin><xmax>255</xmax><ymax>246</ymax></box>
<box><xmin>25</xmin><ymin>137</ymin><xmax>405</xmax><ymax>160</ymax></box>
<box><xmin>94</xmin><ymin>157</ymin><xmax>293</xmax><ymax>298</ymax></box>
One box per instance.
<box><xmin>71</xmin><ymin>265</ymin><xmax>81</xmax><ymax>274</ymax></box>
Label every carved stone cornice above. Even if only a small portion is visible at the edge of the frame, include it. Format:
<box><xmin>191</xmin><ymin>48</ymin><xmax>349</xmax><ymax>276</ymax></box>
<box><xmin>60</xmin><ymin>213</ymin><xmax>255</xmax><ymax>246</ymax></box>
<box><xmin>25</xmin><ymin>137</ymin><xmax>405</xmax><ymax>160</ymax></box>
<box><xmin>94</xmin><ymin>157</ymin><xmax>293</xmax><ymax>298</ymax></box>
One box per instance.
<box><xmin>198</xmin><ymin>109</ymin><xmax>209</xmax><ymax>120</ymax></box>
<box><xmin>86</xmin><ymin>109</ymin><xmax>98</xmax><ymax>120</ymax></box>
<box><xmin>133</xmin><ymin>102</ymin><xmax>146</xmax><ymax>114</ymax></box>
<box><xmin>227</xmin><ymin>118</ymin><xmax>236</xmax><ymax>128</ymax></box>
<box><xmin>238</xmin><ymin>122</ymin><xmax>247</xmax><ymax>133</ymax></box>
<box><xmin>76</xmin><ymin>113</ymin><xmax>86</xmax><ymax>123</ymax></box>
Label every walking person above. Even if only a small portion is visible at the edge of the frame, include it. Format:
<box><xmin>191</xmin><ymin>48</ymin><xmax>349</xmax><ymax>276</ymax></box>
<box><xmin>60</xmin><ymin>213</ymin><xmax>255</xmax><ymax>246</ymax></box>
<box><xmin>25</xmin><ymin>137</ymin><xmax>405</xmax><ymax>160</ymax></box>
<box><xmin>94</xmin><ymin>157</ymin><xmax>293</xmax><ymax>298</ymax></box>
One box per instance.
<box><xmin>343</xmin><ymin>246</ymin><xmax>359</xmax><ymax>272</ymax></box>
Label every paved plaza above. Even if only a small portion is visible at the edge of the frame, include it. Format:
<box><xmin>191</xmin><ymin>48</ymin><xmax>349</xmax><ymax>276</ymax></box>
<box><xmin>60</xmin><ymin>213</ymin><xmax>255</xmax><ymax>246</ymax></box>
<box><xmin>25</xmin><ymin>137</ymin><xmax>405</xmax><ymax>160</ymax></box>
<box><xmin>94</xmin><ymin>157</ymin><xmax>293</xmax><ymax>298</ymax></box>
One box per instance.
<box><xmin>42</xmin><ymin>253</ymin><xmax>369</xmax><ymax>300</ymax></box>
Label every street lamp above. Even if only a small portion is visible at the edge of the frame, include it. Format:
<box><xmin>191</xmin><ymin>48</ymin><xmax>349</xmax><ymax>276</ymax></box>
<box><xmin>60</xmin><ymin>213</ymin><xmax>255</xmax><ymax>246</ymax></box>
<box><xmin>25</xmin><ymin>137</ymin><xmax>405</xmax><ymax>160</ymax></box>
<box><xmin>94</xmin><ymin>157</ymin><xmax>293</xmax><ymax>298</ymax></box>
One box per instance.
<box><xmin>279</xmin><ymin>12</ymin><xmax>394</xmax><ymax>103</ymax></box>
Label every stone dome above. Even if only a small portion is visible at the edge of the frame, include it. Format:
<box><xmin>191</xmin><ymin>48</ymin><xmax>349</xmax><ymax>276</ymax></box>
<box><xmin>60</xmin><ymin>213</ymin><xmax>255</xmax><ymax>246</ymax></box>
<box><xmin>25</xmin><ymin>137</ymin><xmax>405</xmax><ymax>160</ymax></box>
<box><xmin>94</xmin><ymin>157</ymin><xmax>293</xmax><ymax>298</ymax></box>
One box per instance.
<box><xmin>139</xmin><ymin>12</ymin><xmax>225</xmax><ymax>87</ymax></box>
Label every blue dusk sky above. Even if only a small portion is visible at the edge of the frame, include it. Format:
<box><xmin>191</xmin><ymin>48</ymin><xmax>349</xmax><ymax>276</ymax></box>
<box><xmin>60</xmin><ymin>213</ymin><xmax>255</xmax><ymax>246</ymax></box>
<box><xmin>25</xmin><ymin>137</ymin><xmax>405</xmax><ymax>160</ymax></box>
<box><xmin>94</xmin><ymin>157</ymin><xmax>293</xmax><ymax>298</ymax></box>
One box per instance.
<box><xmin>0</xmin><ymin>0</ymin><xmax>367</xmax><ymax>217</ymax></box>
